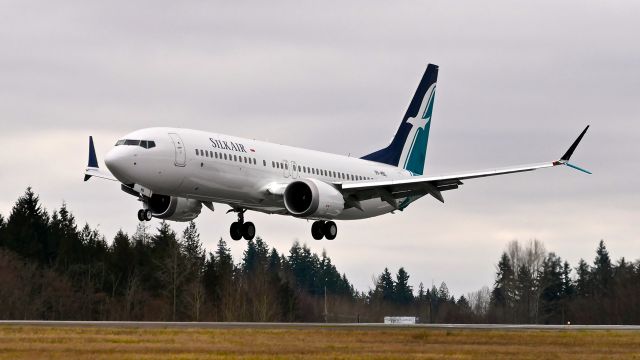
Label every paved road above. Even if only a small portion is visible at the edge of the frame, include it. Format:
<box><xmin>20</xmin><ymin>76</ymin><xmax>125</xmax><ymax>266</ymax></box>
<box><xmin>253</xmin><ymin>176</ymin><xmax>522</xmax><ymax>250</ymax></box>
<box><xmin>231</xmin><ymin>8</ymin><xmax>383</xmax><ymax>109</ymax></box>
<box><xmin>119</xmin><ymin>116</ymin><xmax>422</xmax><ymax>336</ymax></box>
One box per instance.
<box><xmin>0</xmin><ymin>321</ymin><xmax>639</xmax><ymax>331</ymax></box>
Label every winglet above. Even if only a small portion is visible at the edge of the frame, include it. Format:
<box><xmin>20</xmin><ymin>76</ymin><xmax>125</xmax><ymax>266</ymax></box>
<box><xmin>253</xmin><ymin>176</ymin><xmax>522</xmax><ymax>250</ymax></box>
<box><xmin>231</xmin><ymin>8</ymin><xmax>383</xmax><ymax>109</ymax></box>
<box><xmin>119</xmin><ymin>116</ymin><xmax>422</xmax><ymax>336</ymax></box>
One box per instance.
<box><xmin>556</xmin><ymin>126</ymin><xmax>591</xmax><ymax>174</ymax></box>
<box><xmin>561</xmin><ymin>125</ymin><xmax>589</xmax><ymax>161</ymax></box>
<box><xmin>85</xmin><ymin>136</ymin><xmax>99</xmax><ymax>181</ymax></box>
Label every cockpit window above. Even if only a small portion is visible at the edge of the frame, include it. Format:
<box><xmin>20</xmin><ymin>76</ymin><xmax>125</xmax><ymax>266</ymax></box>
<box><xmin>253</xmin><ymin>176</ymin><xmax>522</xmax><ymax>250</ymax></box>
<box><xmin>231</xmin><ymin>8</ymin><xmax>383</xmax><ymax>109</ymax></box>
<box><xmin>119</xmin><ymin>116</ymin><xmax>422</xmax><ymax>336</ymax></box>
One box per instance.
<box><xmin>115</xmin><ymin>139</ymin><xmax>156</xmax><ymax>149</ymax></box>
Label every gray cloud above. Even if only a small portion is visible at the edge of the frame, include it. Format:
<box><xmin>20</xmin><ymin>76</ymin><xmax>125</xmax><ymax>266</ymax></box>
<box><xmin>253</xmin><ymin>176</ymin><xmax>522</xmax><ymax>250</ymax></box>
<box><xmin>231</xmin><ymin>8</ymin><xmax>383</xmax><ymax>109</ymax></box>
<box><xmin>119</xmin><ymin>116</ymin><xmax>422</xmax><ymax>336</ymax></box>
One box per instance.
<box><xmin>1</xmin><ymin>0</ymin><xmax>638</xmax><ymax>295</ymax></box>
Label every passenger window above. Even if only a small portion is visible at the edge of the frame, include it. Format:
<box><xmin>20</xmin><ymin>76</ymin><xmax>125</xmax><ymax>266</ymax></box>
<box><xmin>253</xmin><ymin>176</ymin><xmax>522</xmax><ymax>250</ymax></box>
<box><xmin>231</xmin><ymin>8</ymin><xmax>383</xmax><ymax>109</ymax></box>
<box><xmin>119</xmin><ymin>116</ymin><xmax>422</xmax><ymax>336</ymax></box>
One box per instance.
<box><xmin>195</xmin><ymin>149</ymin><xmax>199</xmax><ymax>156</ymax></box>
<box><xmin>224</xmin><ymin>153</ymin><xmax>227</xmax><ymax>160</ymax></box>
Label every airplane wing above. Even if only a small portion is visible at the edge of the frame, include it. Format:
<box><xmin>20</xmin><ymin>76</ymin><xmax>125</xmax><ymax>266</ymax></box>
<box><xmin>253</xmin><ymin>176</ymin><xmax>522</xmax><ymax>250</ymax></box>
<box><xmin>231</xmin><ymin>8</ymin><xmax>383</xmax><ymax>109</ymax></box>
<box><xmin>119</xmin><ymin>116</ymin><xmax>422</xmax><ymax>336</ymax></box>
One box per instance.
<box><xmin>84</xmin><ymin>136</ymin><xmax>118</xmax><ymax>182</ymax></box>
<box><xmin>336</xmin><ymin>126</ymin><xmax>591</xmax><ymax>209</ymax></box>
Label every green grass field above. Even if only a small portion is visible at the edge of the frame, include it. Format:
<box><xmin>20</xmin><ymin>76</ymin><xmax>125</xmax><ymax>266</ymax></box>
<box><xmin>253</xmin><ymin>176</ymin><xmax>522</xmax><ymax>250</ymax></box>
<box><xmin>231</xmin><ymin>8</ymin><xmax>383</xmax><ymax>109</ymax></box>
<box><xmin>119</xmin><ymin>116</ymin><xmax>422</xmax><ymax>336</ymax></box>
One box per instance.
<box><xmin>0</xmin><ymin>325</ymin><xmax>639</xmax><ymax>359</ymax></box>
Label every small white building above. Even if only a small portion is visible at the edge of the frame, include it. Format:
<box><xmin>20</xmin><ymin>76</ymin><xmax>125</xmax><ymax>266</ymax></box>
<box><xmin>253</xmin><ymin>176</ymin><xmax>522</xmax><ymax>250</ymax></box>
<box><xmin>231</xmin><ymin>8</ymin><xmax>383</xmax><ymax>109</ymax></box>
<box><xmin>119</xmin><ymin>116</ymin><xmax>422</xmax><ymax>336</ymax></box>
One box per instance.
<box><xmin>384</xmin><ymin>316</ymin><xmax>418</xmax><ymax>324</ymax></box>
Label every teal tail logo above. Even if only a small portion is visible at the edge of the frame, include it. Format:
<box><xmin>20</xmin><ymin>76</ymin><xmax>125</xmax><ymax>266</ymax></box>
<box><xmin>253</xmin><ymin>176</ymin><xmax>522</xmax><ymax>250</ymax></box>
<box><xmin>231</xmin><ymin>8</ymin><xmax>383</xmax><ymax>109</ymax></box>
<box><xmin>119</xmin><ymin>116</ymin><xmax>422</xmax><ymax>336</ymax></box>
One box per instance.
<box><xmin>360</xmin><ymin>63</ymin><xmax>439</xmax><ymax>176</ymax></box>
<box><xmin>399</xmin><ymin>84</ymin><xmax>435</xmax><ymax>175</ymax></box>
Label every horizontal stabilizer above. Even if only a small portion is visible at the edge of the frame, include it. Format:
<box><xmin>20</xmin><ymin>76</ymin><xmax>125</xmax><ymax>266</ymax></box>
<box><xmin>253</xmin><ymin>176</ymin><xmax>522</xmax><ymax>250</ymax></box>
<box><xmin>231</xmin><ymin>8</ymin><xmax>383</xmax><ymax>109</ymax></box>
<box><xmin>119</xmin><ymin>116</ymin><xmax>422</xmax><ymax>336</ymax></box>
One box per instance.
<box><xmin>84</xmin><ymin>136</ymin><xmax>117</xmax><ymax>182</ymax></box>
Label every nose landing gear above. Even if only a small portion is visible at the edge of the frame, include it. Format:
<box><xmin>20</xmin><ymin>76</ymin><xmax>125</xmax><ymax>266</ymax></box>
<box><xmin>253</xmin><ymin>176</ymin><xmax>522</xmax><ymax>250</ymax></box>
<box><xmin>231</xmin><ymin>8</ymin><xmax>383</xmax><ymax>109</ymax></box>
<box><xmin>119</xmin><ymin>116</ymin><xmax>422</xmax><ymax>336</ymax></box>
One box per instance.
<box><xmin>228</xmin><ymin>208</ymin><xmax>256</xmax><ymax>241</ymax></box>
<box><xmin>311</xmin><ymin>220</ymin><xmax>337</xmax><ymax>240</ymax></box>
<box><xmin>137</xmin><ymin>209</ymin><xmax>152</xmax><ymax>222</ymax></box>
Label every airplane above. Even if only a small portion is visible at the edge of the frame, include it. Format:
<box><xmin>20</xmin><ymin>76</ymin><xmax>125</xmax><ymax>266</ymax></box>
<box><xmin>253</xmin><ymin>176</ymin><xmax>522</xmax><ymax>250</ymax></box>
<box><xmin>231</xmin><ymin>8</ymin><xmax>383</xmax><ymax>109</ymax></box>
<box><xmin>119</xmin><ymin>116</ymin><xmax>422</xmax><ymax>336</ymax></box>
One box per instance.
<box><xmin>84</xmin><ymin>64</ymin><xmax>590</xmax><ymax>241</ymax></box>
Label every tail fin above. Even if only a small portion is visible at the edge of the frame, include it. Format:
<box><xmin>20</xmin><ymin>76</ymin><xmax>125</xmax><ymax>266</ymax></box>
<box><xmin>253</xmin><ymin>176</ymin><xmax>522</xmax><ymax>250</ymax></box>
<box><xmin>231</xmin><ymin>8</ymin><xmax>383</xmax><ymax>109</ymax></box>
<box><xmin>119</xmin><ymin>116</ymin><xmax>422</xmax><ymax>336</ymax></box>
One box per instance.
<box><xmin>361</xmin><ymin>64</ymin><xmax>438</xmax><ymax>175</ymax></box>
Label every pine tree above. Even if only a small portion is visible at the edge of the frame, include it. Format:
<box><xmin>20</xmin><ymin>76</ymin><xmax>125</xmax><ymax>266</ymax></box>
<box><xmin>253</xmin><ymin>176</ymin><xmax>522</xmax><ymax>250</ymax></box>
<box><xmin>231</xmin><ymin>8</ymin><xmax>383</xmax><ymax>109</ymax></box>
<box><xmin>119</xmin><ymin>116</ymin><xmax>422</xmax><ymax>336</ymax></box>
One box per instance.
<box><xmin>182</xmin><ymin>221</ymin><xmax>204</xmax><ymax>270</ymax></box>
<box><xmin>151</xmin><ymin>222</ymin><xmax>186</xmax><ymax>320</ymax></box>
<box><xmin>515</xmin><ymin>264</ymin><xmax>534</xmax><ymax>323</ymax></box>
<box><xmin>181</xmin><ymin>222</ymin><xmax>205</xmax><ymax>321</ymax></box>
<box><xmin>457</xmin><ymin>295</ymin><xmax>472</xmax><ymax>315</ymax></box>
<box><xmin>50</xmin><ymin>203</ymin><xmax>83</xmax><ymax>270</ymax></box>
<box><xmin>108</xmin><ymin>230</ymin><xmax>132</xmax><ymax>297</ymax></box>
<box><xmin>490</xmin><ymin>252</ymin><xmax>515</xmax><ymax>322</ymax></box>
<box><xmin>561</xmin><ymin>261</ymin><xmax>574</xmax><ymax>299</ymax></box>
<box><xmin>4</xmin><ymin>187</ymin><xmax>51</xmax><ymax>262</ymax></box>
<box><xmin>593</xmin><ymin>240</ymin><xmax>613</xmax><ymax>296</ymax></box>
<box><xmin>378</xmin><ymin>268</ymin><xmax>395</xmax><ymax>302</ymax></box>
<box><xmin>575</xmin><ymin>259</ymin><xmax>591</xmax><ymax>297</ymax></box>
<box><xmin>0</xmin><ymin>214</ymin><xmax>5</xmax><ymax>246</ymax></box>
<box><xmin>394</xmin><ymin>267</ymin><xmax>413</xmax><ymax>305</ymax></box>
<box><xmin>538</xmin><ymin>253</ymin><xmax>564</xmax><ymax>323</ymax></box>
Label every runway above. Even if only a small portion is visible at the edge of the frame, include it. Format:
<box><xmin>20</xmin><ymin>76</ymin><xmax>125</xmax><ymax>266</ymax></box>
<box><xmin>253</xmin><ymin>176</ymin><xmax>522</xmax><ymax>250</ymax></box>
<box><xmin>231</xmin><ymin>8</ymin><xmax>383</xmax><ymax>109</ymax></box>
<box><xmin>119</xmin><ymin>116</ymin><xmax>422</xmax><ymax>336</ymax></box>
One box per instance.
<box><xmin>0</xmin><ymin>321</ymin><xmax>639</xmax><ymax>331</ymax></box>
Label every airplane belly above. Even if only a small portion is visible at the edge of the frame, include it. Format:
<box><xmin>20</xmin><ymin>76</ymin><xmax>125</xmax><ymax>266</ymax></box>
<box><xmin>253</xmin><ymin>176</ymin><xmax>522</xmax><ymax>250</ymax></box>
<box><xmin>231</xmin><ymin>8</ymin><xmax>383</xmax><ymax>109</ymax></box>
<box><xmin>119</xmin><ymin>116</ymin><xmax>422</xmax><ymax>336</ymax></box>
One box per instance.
<box><xmin>179</xmin><ymin>162</ymin><xmax>274</xmax><ymax>206</ymax></box>
<box><xmin>335</xmin><ymin>199</ymin><xmax>395</xmax><ymax>220</ymax></box>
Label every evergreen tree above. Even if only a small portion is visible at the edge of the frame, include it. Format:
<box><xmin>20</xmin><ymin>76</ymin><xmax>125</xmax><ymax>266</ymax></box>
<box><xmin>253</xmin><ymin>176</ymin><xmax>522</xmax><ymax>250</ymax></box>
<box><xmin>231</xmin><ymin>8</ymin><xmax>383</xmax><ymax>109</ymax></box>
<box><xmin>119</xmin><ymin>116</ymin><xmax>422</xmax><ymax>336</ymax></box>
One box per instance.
<box><xmin>593</xmin><ymin>240</ymin><xmax>613</xmax><ymax>296</ymax></box>
<box><xmin>377</xmin><ymin>268</ymin><xmax>395</xmax><ymax>302</ymax></box>
<box><xmin>50</xmin><ymin>203</ymin><xmax>82</xmax><ymax>270</ymax></box>
<box><xmin>575</xmin><ymin>259</ymin><xmax>591</xmax><ymax>297</ymax></box>
<box><xmin>457</xmin><ymin>295</ymin><xmax>472</xmax><ymax>315</ymax></box>
<box><xmin>108</xmin><ymin>229</ymin><xmax>133</xmax><ymax>296</ymax></box>
<box><xmin>515</xmin><ymin>264</ymin><xmax>534</xmax><ymax>323</ymax></box>
<box><xmin>181</xmin><ymin>222</ymin><xmax>205</xmax><ymax>321</ymax></box>
<box><xmin>4</xmin><ymin>187</ymin><xmax>51</xmax><ymax>263</ymax></box>
<box><xmin>490</xmin><ymin>252</ymin><xmax>515</xmax><ymax>322</ymax></box>
<box><xmin>0</xmin><ymin>214</ymin><xmax>5</xmax><ymax>247</ymax></box>
<box><xmin>538</xmin><ymin>253</ymin><xmax>564</xmax><ymax>323</ymax></box>
<box><xmin>394</xmin><ymin>267</ymin><xmax>413</xmax><ymax>305</ymax></box>
<box><xmin>561</xmin><ymin>261</ymin><xmax>574</xmax><ymax>299</ymax></box>
<box><xmin>182</xmin><ymin>221</ymin><xmax>204</xmax><ymax>270</ymax></box>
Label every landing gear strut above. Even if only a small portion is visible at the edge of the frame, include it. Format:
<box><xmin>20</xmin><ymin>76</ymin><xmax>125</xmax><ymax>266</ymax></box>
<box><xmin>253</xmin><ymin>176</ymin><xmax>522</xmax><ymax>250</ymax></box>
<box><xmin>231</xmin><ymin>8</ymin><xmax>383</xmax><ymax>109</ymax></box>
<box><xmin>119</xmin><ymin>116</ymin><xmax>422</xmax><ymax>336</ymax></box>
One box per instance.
<box><xmin>228</xmin><ymin>208</ymin><xmax>255</xmax><ymax>241</ymax></box>
<box><xmin>137</xmin><ymin>209</ymin><xmax>152</xmax><ymax>222</ymax></box>
<box><xmin>311</xmin><ymin>220</ymin><xmax>337</xmax><ymax>240</ymax></box>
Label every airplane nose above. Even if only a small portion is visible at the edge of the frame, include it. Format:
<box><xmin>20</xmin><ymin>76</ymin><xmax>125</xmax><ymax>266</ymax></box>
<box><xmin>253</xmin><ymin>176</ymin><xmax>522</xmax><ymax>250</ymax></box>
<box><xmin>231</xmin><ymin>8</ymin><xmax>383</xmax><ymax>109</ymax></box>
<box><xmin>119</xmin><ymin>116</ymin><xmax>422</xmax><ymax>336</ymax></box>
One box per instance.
<box><xmin>105</xmin><ymin>147</ymin><xmax>133</xmax><ymax>183</ymax></box>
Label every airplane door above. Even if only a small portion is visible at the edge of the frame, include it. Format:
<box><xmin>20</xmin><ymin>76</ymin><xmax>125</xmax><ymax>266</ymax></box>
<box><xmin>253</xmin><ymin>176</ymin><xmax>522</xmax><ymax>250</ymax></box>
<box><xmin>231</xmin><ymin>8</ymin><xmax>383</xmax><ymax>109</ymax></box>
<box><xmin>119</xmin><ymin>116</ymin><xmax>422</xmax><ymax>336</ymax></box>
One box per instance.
<box><xmin>283</xmin><ymin>160</ymin><xmax>290</xmax><ymax>178</ymax></box>
<box><xmin>168</xmin><ymin>133</ymin><xmax>186</xmax><ymax>167</ymax></box>
<box><xmin>291</xmin><ymin>161</ymin><xmax>298</xmax><ymax>179</ymax></box>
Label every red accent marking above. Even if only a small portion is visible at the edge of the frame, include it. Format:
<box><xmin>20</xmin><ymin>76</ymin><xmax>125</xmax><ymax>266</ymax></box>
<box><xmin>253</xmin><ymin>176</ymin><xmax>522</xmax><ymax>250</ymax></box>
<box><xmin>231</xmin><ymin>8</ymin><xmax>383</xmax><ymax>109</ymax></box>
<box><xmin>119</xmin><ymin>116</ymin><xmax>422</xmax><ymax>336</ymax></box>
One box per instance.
<box><xmin>250</xmin><ymin>149</ymin><xmax>255</xmax><ymax>152</ymax></box>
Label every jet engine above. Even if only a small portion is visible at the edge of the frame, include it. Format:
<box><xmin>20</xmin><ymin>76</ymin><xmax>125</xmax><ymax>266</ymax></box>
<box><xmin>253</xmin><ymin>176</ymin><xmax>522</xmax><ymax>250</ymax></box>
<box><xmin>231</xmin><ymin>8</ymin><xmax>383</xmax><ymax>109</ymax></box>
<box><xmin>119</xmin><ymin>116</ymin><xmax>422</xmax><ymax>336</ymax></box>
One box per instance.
<box><xmin>147</xmin><ymin>194</ymin><xmax>202</xmax><ymax>222</ymax></box>
<box><xmin>283</xmin><ymin>178</ymin><xmax>344</xmax><ymax>218</ymax></box>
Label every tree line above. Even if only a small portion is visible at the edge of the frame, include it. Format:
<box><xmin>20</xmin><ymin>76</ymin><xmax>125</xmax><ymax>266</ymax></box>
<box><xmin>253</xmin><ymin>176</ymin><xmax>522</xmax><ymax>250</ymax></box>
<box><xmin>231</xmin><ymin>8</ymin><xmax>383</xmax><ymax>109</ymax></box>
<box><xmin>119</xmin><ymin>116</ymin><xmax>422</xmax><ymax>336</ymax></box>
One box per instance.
<box><xmin>0</xmin><ymin>188</ymin><xmax>636</xmax><ymax>324</ymax></box>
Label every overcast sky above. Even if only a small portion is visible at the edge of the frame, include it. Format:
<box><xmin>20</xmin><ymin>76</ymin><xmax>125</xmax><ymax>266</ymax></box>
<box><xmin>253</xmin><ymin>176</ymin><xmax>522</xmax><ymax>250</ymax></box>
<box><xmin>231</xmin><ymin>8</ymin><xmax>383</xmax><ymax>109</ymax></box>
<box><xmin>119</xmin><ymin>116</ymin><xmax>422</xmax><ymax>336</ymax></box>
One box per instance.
<box><xmin>1</xmin><ymin>1</ymin><xmax>638</xmax><ymax>296</ymax></box>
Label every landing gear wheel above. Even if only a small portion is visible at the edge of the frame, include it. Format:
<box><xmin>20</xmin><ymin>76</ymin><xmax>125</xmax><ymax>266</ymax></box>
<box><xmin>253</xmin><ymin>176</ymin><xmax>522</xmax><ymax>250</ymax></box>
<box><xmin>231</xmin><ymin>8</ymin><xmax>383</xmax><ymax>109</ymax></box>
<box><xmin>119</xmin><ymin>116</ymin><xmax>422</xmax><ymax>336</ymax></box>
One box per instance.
<box><xmin>311</xmin><ymin>221</ymin><xmax>325</xmax><ymax>240</ymax></box>
<box><xmin>144</xmin><ymin>209</ymin><xmax>153</xmax><ymax>221</ymax></box>
<box><xmin>242</xmin><ymin>222</ymin><xmax>256</xmax><ymax>240</ymax></box>
<box><xmin>323</xmin><ymin>221</ymin><xmax>337</xmax><ymax>240</ymax></box>
<box><xmin>230</xmin><ymin>222</ymin><xmax>243</xmax><ymax>241</ymax></box>
<box><xmin>137</xmin><ymin>209</ymin><xmax>144</xmax><ymax>222</ymax></box>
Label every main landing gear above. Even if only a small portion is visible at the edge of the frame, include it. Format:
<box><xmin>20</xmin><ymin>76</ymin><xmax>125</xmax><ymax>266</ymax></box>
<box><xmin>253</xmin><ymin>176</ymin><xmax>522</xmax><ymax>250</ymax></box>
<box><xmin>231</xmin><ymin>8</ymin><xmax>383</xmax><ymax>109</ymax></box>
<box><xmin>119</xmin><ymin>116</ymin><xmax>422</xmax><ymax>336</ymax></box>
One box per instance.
<box><xmin>311</xmin><ymin>220</ymin><xmax>337</xmax><ymax>240</ymax></box>
<box><xmin>228</xmin><ymin>208</ymin><xmax>255</xmax><ymax>241</ymax></box>
<box><xmin>137</xmin><ymin>209</ymin><xmax>152</xmax><ymax>222</ymax></box>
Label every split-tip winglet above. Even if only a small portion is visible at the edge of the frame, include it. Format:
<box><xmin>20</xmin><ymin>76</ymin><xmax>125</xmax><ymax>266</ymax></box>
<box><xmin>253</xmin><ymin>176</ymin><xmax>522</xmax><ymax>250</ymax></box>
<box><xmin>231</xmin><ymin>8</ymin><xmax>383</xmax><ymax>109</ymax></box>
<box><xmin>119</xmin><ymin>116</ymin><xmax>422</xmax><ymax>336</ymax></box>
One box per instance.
<box><xmin>554</xmin><ymin>125</ymin><xmax>591</xmax><ymax>174</ymax></box>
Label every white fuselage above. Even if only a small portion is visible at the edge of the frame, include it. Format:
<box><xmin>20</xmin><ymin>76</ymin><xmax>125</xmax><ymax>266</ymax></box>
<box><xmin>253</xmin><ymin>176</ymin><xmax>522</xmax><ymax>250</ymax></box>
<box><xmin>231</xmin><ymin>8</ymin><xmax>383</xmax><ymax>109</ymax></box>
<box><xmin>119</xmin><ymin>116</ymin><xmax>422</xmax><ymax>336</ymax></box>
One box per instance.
<box><xmin>104</xmin><ymin>127</ymin><xmax>412</xmax><ymax>220</ymax></box>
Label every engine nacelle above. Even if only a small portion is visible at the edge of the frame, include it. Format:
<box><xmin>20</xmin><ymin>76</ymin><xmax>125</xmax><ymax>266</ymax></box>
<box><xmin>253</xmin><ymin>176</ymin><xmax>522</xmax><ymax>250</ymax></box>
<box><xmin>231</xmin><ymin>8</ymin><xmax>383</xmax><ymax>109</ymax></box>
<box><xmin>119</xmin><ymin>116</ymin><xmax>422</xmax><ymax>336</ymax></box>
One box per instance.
<box><xmin>283</xmin><ymin>178</ymin><xmax>344</xmax><ymax>218</ymax></box>
<box><xmin>148</xmin><ymin>194</ymin><xmax>202</xmax><ymax>222</ymax></box>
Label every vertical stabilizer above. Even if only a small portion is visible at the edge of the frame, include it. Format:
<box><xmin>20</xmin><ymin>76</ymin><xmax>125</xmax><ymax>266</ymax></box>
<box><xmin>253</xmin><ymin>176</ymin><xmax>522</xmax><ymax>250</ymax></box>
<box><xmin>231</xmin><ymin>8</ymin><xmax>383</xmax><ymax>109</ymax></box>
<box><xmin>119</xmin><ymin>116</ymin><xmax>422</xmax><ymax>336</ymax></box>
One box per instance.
<box><xmin>361</xmin><ymin>64</ymin><xmax>438</xmax><ymax>175</ymax></box>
